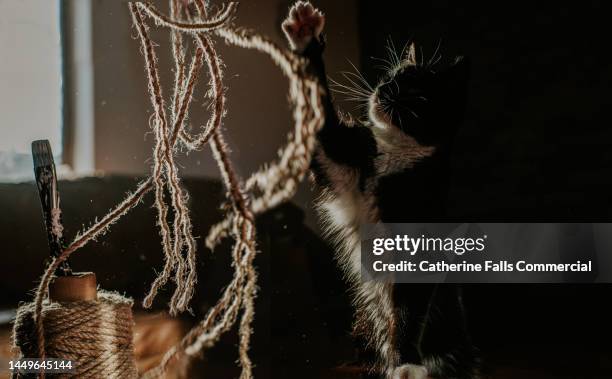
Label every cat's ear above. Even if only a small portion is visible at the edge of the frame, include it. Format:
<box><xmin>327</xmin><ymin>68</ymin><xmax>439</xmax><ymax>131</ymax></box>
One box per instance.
<box><xmin>403</xmin><ymin>43</ymin><xmax>417</xmax><ymax>66</ymax></box>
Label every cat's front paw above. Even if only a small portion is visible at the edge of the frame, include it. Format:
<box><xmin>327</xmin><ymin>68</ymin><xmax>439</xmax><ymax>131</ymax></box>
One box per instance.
<box><xmin>390</xmin><ymin>364</ymin><xmax>430</xmax><ymax>379</ymax></box>
<box><xmin>282</xmin><ymin>1</ymin><xmax>325</xmax><ymax>52</ymax></box>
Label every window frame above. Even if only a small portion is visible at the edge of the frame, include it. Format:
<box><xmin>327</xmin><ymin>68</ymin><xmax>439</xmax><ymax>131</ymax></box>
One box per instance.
<box><xmin>59</xmin><ymin>0</ymin><xmax>95</xmax><ymax>176</ymax></box>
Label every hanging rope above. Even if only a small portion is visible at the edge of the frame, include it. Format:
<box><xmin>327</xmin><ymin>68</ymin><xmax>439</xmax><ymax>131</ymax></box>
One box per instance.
<box><xmin>24</xmin><ymin>1</ymin><xmax>325</xmax><ymax>378</ymax></box>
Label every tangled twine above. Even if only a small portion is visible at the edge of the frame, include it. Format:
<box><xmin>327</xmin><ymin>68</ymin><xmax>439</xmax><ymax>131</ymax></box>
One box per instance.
<box><xmin>27</xmin><ymin>1</ymin><xmax>324</xmax><ymax>378</ymax></box>
<box><xmin>13</xmin><ymin>291</ymin><xmax>138</xmax><ymax>379</ymax></box>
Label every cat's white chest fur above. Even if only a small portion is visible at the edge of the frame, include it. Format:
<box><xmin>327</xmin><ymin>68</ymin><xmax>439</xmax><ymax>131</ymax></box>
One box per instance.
<box><xmin>320</xmin><ymin>189</ymin><xmax>368</xmax><ymax>276</ymax></box>
<box><xmin>316</xmin><ymin>150</ymin><xmax>388</xmax><ymax>285</ymax></box>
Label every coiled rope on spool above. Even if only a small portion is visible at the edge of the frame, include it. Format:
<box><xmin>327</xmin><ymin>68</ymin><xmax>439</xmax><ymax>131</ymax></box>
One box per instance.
<box><xmin>12</xmin><ymin>290</ymin><xmax>137</xmax><ymax>378</ymax></box>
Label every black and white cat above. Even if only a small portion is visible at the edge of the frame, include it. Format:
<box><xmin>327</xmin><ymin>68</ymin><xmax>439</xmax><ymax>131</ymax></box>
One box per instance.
<box><xmin>282</xmin><ymin>2</ymin><xmax>479</xmax><ymax>378</ymax></box>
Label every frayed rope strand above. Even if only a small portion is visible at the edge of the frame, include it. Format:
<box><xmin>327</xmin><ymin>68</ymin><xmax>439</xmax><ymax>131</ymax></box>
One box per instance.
<box><xmin>130</xmin><ymin>2</ymin><xmax>201</xmax><ymax>315</ymax></box>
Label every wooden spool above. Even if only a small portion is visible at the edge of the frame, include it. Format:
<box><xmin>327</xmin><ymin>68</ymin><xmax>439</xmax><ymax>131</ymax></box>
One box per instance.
<box><xmin>49</xmin><ymin>272</ymin><xmax>98</xmax><ymax>302</ymax></box>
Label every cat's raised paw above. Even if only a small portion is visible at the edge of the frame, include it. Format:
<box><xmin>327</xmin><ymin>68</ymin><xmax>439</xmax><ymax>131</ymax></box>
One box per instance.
<box><xmin>282</xmin><ymin>1</ymin><xmax>325</xmax><ymax>52</ymax></box>
<box><xmin>391</xmin><ymin>364</ymin><xmax>430</xmax><ymax>379</ymax></box>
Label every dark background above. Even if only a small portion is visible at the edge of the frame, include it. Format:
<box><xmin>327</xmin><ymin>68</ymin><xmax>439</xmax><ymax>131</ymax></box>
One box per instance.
<box><xmin>358</xmin><ymin>0</ymin><xmax>612</xmax><ymax>219</ymax></box>
<box><xmin>356</xmin><ymin>1</ymin><xmax>612</xmax><ymax>378</ymax></box>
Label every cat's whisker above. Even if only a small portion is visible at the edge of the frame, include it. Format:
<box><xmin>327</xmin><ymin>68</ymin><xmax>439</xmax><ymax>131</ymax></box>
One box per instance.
<box><xmin>343</xmin><ymin>72</ymin><xmax>373</xmax><ymax>94</ymax></box>
<box><xmin>329</xmin><ymin>79</ymin><xmax>370</xmax><ymax>98</ymax></box>
<box><xmin>429</xmin><ymin>53</ymin><xmax>442</xmax><ymax>68</ymax></box>
<box><xmin>382</xmin><ymin>101</ymin><xmax>393</xmax><ymax>114</ymax></box>
<box><xmin>371</xmin><ymin>56</ymin><xmax>394</xmax><ymax>72</ymax></box>
<box><xmin>374</xmin><ymin>64</ymin><xmax>392</xmax><ymax>72</ymax></box>
<box><xmin>345</xmin><ymin>61</ymin><xmax>373</xmax><ymax>91</ymax></box>
<box><xmin>391</xmin><ymin>39</ymin><xmax>402</xmax><ymax>67</ymax></box>
<box><xmin>331</xmin><ymin>74</ymin><xmax>370</xmax><ymax>93</ymax></box>
<box><xmin>392</xmin><ymin>79</ymin><xmax>400</xmax><ymax>95</ymax></box>
<box><xmin>398</xmin><ymin>95</ymin><xmax>428</xmax><ymax>102</ymax></box>
<box><xmin>345</xmin><ymin>96</ymin><xmax>369</xmax><ymax>103</ymax></box>
<box><xmin>351</xmin><ymin>104</ymin><xmax>369</xmax><ymax>114</ymax></box>
<box><xmin>399</xmin><ymin>40</ymin><xmax>412</xmax><ymax>63</ymax></box>
<box><xmin>334</xmin><ymin>94</ymin><xmax>369</xmax><ymax>104</ymax></box>
<box><xmin>427</xmin><ymin>39</ymin><xmax>442</xmax><ymax>67</ymax></box>
<box><xmin>340</xmin><ymin>74</ymin><xmax>372</xmax><ymax>98</ymax></box>
<box><xmin>404</xmin><ymin>107</ymin><xmax>420</xmax><ymax>119</ymax></box>
<box><xmin>392</xmin><ymin>102</ymin><xmax>420</xmax><ymax>119</ymax></box>
<box><xmin>340</xmin><ymin>70</ymin><xmax>370</xmax><ymax>90</ymax></box>
<box><xmin>336</xmin><ymin>81</ymin><xmax>370</xmax><ymax>97</ymax></box>
<box><xmin>330</xmin><ymin>84</ymin><xmax>368</xmax><ymax>97</ymax></box>
<box><xmin>395</xmin><ymin>109</ymin><xmax>403</xmax><ymax>129</ymax></box>
<box><xmin>420</xmin><ymin>45</ymin><xmax>424</xmax><ymax>67</ymax></box>
<box><xmin>333</xmin><ymin>89</ymin><xmax>364</xmax><ymax>97</ymax></box>
<box><xmin>331</xmin><ymin>89</ymin><xmax>370</xmax><ymax>103</ymax></box>
<box><xmin>385</xmin><ymin>37</ymin><xmax>401</xmax><ymax>68</ymax></box>
<box><xmin>329</xmin><ymin>84</ymin><xmax>371</xmax><ymax>106</ymax></box>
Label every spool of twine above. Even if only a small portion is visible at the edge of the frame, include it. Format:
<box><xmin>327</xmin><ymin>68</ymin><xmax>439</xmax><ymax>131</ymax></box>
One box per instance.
<box><xmin>12</xmin><ymin>290</ymin><xmax>138</xmax><ymax>378</ymax></box>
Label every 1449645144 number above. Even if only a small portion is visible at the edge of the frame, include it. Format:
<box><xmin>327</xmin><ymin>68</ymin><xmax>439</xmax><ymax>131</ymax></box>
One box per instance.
<box><xmin>8</xmin><ymin>359</ymin><xmax>74</xmax><ymax>373</ymax></box>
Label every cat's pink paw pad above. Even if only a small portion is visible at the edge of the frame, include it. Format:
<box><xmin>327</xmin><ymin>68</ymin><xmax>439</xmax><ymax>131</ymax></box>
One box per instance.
<box><xmin>391</xmin><ymin>364</ymin><xmax>430</xmax><ymax>379</ymax></box>
<box><xmin>282</xmin><ymin>1</ymin><xmax>325</xmax><ymax>52</ymax></box>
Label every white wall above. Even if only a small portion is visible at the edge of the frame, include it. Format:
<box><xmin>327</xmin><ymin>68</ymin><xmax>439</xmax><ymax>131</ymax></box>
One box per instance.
<box><xmin>0</xmin><ymin>0</ymin><xmax>62</xmax><ymax>181</ymax></box>
<box><xmin>0</xmin><ymin>0</ymin><xmax>61</xmax><ymax>154</ymax></box>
